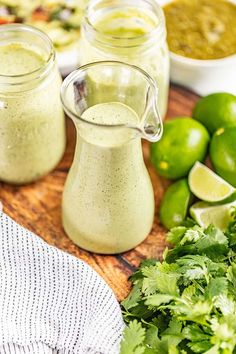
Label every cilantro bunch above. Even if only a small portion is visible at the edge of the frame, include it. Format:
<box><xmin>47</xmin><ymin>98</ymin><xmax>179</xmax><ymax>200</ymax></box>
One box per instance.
<box><xmin>121</xmin><ymin>212</ymin><xmax>236</xmax><ymax>354</ymax></box>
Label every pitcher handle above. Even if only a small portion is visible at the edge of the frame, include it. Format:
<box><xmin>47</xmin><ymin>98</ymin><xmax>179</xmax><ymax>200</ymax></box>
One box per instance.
<box><xmin>141</xmin><ymin>85</ymin><xmax>163</xmax><ymax>143</ymax></box>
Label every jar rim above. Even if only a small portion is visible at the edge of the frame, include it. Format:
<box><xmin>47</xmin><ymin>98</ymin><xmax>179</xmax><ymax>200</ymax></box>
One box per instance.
<box><xmin>83</xmin><ymin>0</ymin><xmax>166</xmax><ymax>49</ymax></box>
<box><xmin>0</xmin><ymin>24</ymin><xmax>55</xmax><ymax>88</ymax></box>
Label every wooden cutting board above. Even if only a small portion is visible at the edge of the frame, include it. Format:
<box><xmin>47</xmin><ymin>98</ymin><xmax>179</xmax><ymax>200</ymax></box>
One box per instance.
<box><xmin>0</xmin><ymin>84</ymin><xmax>199</xmax><ymax>301</ymax></box>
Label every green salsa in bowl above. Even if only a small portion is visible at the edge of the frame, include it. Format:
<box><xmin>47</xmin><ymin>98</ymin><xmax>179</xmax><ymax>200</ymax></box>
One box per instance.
<box><xmin>159</xmin><ymin>0</ymin><xmax>236</xmax><ymax>95</ymax></box>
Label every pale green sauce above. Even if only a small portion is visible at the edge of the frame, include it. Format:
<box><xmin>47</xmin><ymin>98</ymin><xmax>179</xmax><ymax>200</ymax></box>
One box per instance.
<box><xmin>82</xmin><ymin>101</ymin><xmax>138</xmax><ymax>124</ymax></box>
<box><xmin>0</xmin><ymin>43</ymin><xmax>65</xmax><ymax>184</ymax></box>
<box><xmin>0</xmin><ymin>43</ymin><xmax>45</xmax><ymax>75</ymax></box>
<box><xmin>62</xmin><ymin>102</ymin><xmax>154</xmax><ymax>254</ymax></box>
<box><xmin>94</xmin><ymin>9</ymin><xmax>157</xmax><ymax>38</ymax></box>
<box><xmin>80</xmin><ymin>102</ymin><xmax>139</xmax><ymax>147</ymax></box>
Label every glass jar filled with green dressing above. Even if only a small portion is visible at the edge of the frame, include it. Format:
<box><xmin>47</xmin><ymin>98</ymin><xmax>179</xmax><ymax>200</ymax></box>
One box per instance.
<box><xmin>80</xmin><ymin>0</ymin><xmax>170</xmax><ymax>119</ymax></box>
<box><xmin>0</xmin><ymin>24</ymin><xmax>66</xmax><ymax>184</ymax></box>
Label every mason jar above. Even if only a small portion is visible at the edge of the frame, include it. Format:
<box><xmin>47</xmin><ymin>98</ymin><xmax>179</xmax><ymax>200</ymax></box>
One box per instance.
<box><xmin>0</xmin><ymin>24</ymin><xmax>66</xmax><ymax>184</ymax></box>
<box><xmin>80</xmin><ymin>0</ymin><xmax>170</xmax><ymax>119</ymax></box>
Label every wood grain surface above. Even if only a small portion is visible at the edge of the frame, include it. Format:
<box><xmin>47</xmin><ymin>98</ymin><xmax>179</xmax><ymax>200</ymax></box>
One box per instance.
<box><xmin>0</xmin><ymin>84</ymin><xmax>199</xmax><ymax>301</ymax></box>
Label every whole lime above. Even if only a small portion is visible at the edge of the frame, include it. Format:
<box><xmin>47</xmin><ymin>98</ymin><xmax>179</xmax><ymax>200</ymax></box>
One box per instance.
<box><xmin>193</xmin><ymin>93</ymin><xmax>236</xmax><ymax>134</ymax></box>
<box><xmin>210</xmin><ymin>126</ymin><xmax>236</xmax><ymax>187</ymax></box>
<box><xmin>150</xmin><ymin>117</ymin><xmax>210</xmax><ymax>179</ymax></box>
<box><xmin>160</xmin><ymin>179</ymin><xmax>193</xmax><ymax>229</ymax></box>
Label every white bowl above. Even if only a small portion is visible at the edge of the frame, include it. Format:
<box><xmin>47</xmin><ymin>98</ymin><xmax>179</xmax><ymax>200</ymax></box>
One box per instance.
<box><xmin>158</xmin><ymin>0</ymin><xmax>236</xmax><ymax>96</ymax></box>
<box><xmin>170</xmin><ymin>53</ymin><xmax>236</xmax><ymax>96</ymax></box>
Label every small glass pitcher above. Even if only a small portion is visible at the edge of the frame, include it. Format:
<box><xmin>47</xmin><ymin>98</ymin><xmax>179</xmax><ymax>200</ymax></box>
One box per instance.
<box><xmin>61</xmin><ymin>61</ymin><xmax>162</xmax><ymax>254</ymax></box>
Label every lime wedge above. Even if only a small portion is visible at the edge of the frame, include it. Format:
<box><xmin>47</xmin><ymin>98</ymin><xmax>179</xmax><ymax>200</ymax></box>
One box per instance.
<box><xmin>188</xmin><ymin>161</ymin><xmax>235</xmax><ymax>202</ymax></box>
<box><xmin>190</xmin><ymin>200</ymin><xmax>236</xmax><ymax>230</ymax></box>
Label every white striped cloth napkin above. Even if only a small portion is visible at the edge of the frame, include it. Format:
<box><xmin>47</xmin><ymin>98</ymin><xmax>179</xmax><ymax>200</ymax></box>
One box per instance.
<box><xmin>0</xmin><ymin>211</ymin><xmax>124</xmax><ymax>354</ymax></box>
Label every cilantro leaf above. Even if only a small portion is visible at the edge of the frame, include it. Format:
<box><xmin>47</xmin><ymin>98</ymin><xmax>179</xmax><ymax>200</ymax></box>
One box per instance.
<box><xmin>144</xmin><ymin>325</ymin><xmax>159</xmax><ymax>348</ymax></box>
<box><xmin>167</xmin><ymin>227</ymin><xmax>187</xmax><ymax>245</ymax></box>
<box><xmin>195</xmin><ymin>226</ymin><xmax>228</xmax><ymax>261</ymax></box>
<box><xmin>183</xmin><ymin>324</ymin><xmax>211</xmax><ymax>342</ymax></box>
<box><xmin>145</xmin><ymin>294</ymin><xmax>175</xmax><ymax>307</ymax></box>
<box><xmin>142</xmin><ymin>262</ymin><xmax>180</xmax><ymax>296</ymax></box>
<box><xmin>205</xmin><ymin>277</ymin><xmax>228</xmax><ymax>300</ymax></box>
<box><xmin>120</xmin><ymin>320</ymin><xmax>146</xmax><ymax>354</ymax></box>
<box><xmin>187</xmin><ymin>340</ymin><xmax>212</xmax><ymax>353</ymax></box>
<box><xmin>180</xmin><ymin>226</ymin><xmax>205</xmax><ymax>245</ymax></box>
<box><xmin>177</xmin><ymin>255</ymin><xmax>211</xmax><ymax>283</ymax></box>
<box><xmin>129</xmin><ymin>259</ymin><xmax>158</xmax><ymax>282</ymax></box>
<box><xmin>122</xmin><ymin>282</ymin><xmax>142</xmax><ymax>311</ymax></box>
<box><xmin>214</xmin><ymin>294</ymin><xmax>235</xmax><ymax>316</ymax></box>
<box><xmin>161</xmin><ymin>318</ymin><xmax>183</xmax><ymax>348</ymax></box>
<box><xmin>227</xmin><ymin>264</ymin><xmax>236</xmax><ymax>288</ymax></box>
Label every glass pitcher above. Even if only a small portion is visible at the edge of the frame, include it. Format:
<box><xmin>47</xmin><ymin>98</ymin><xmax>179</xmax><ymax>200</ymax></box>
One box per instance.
<box><xmin>61</xmin><ymin>61</ymin><xmax>163</xmax><ymax>254</ymax></box>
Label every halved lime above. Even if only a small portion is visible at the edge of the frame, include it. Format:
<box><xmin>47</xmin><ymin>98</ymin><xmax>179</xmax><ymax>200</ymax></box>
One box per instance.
<box><xmin>188</xmin><ymin>161</ymin><xmax>235</xmax><ymax>202</ymax></box>
<box><xmin>190</xmin><ymin>200</ymin><xmax>236</xmax><ymax>230</ymax></box>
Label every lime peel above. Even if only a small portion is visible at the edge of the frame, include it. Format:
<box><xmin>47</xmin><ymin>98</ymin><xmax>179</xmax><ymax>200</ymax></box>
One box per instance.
<box><xmin>160</xmin><ymin>178</ymin><xmax>192</xmax><ymax>230</ymax></box>
<box><xmin>188</xmin><ymin>161</ymin><xmax>235</xmax><ymax>202</ymax></box>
